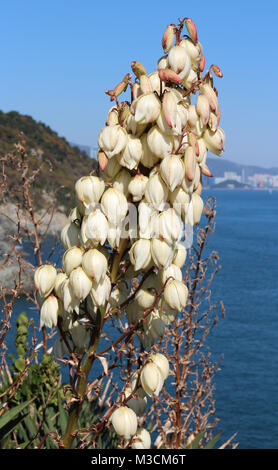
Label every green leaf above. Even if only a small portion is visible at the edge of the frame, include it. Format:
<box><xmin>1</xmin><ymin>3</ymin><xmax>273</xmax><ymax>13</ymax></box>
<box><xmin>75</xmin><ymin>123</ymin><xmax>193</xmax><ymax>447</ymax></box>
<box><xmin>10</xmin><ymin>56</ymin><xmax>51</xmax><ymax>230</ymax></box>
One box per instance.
<box><xmin>0</xmin><ymin>412</ymin><xmax>28</xmax><ymax>443</ymax></box>
<box><xmin>0</xmin><ymin>399</ymin><xmax>34</xmax><ymax>432</ymax></box>
<box><xmin>203</xmin><ymin>431</ymin><xmax>222</xmax><ymax>449</ymax></box>
<box><xmin>58</xmin><ymin>395</ymin><xmax>67</xmax><ymax>434</ymax></box>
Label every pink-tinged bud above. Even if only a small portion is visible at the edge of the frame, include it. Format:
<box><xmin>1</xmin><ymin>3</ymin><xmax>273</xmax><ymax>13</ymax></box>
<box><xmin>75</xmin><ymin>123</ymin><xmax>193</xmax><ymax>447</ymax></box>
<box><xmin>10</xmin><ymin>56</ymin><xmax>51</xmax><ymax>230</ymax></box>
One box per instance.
<box><xmin>199</xmin><ymin>54</ymin><xmax>205</xmax><ymax>72</ymax></box>
<box><xmin>188</xmin><ymin>132</ymin><xmax>200</xmax><ymax>157</ymax></box>
<box><xmin>201</xmin><ymin>164</ymin><xmax>213</xmax><ymax>177</ymax></box>
<box><xmin>98</xmin><ymin>151</ymin><xmax>108</xmax><ymax>171</ymax></box>
<box><xmin>140</xmin><ymin>75</ymin><xmax>152</xmax><ymax>93</ymax></box>
<box><xmin>185</xmin><ymin>18</ymin><xmax>198</xmax><ymax>43</ymax></box>
<box><xmin>196</xmin><ymin>94</ymin><xmax>210</xmax><ymax>126</ymax></box>
<box><xmin>162</xmin><ymin>24</ymin><xmax>175</xmax><ymax>53</ymax></box>
<box><xmin>184</xmin><ymin>146</ymin><xmax>196</xmax><ymax>182</ymax></box>
<box><xmin>162</xmin><ymin>90</ymin><xmax>177</xmax><ymax>128</ymax></box>
<box><xmin>131</xmin><ymin>61</ymin><xmax>147</xmax><ymax>78</ymax></box>
<box><xmin>158</xmin><ymin>68</ymin><xmax>182</xmax><ymax>85</ymax></box>
<box><xmin>211</xmin><ymin>64</ymin><xmax>223</xmax><ymax>78</ymax></box>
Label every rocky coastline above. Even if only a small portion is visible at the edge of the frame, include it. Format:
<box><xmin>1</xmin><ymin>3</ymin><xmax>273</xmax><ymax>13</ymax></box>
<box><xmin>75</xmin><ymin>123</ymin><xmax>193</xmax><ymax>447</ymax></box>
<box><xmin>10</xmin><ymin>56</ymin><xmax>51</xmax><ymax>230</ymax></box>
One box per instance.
<box><xmin>0</xmin><ymin>203</ymin><xmax>67</xmax><ymax>294</ymax></box>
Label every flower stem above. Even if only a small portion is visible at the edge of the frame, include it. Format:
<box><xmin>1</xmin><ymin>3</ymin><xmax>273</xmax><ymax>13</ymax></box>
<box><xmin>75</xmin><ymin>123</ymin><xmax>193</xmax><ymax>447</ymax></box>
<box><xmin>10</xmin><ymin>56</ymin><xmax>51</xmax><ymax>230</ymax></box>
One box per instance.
<box><xmin>62</xmin><ymin>306</ymin><xmax>106</xmax><ymax>449</ymax></box>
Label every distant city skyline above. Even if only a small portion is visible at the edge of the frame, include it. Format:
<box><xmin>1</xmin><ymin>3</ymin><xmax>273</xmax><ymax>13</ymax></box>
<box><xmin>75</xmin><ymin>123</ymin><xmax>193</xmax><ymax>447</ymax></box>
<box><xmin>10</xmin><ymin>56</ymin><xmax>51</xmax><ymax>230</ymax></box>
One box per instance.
<box><xmin>0</xmin><ymin>0</ymin><xmax>277</xmax><ymax>167</ymax></box>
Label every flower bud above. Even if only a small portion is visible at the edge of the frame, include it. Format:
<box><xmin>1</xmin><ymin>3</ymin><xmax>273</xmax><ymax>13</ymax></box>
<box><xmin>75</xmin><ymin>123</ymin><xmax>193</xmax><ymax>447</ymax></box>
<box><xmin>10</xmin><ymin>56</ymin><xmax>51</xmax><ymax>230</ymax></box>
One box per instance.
<box><xmin>40</xmin><ymin>294</ymin><xmax>61</xmax><ymax>329</ymax></box>
<box><xmin>69</xmin><ymin>266</ymin><xmax>92</xmax><ymax>302</ymax></box>
<box><xmin>211</xmin><ymin>64</ymin><xmax>223</xmax><ymax>78</ymax></box>
<box><xmin>62</xmin><ymin>246</ymin><xmax>84</xmax><ymax>276</ymax></box>
<box><xmin>191</xmin><ymin>193</ymin><xmax>204</xmax><ymax>225</ymax></box>
<box><xmin>129</xmin><ymin>238</ymin><xmax>152</xmax><ymax>271</ymax></box>
<box><xmin>196</xmin><ymin>94</ymin><xmax>210</xmax><ymax>126</ymax></box>
<box><xmin>145</xmin><ymin>172</ymin><xmax>169</xmax><ymax>211</ymax></box>
<box><xmin>143</xmin><ymin>309</ymin><xmax>166</xmax><ymax>345</ymax></box>
<box><xmin>132</xmin><ymin>428</ymin><xmax>151</xmax><ymax>449</ymax></box>
<box><xmin>98</xmin><ymin>151</ymin><xmax>108</xmax><ymax>171</ymax></box>
<box><xmin>168</xmin><ymin>45</ymin><xmax>191</xmax><ymax>80</ymax></box>
<box><xmin>140</xmin><ymin>361</ymin><xmax>164</xmax><ymax>396</ymax></box>
<box><xmin>98</xmin><ymin>124</ymin><xmax>128</xmax><ymax>159</ymax></box>
<box><xmin>150</xmin><ymin>353</ymin><xmax>169</xmax><ymax>380</ymax></box>
<box><xmin>128</xmin><ymin>174</ymin><xmax>148</xmax><ymax>202</ymax></box>
<box><xmin>132</xmin><ymin>93</ymin><xmax>161</xmax><ymax>124</ymax></box>
<box><xmin>158</xmin><ymin>68</ymin><xmax>182</xmax><ymax>85</ymax></box>
<box><xmin>151</xmin><ymin>238</ymin><xmax>174</xmax><ymax>269</ymax></box>
<box><xmin>199</xmin><ymin>83</ymin><xmax>219</xmax><ymax>113</ymax></box>
<box><xmin>118</xmin><ymin>134</ymin><xmax>143</xmax><ymax>170</ymax></box>
<box><xmin>164</xmin><ymin>279</ymin><xmax>188</xmax><ymax>310</ymax></box>
<box><xmin>101</xmin><ymin>187</ymin><xmax>128</xmax><ymax>225</ymax></box>
<box><xmin>131</xmin><ymin>60</ymin><xmax>147</xmax><ymax>78</ymax></box>
<box><xmin>185</xmin><ymin>18</ymin><xmax>198</xmax><ymax>43</ymax></box>
<box><xmin>162</xmin><ymin>24</ymin><xmax>175</xmax><ymax>53</ymax></box>
<box><xmin>160</xmin><ymin>154</ymin><xmax>185</xmax><ymax>192</ymax></box>
<box><xmin>84</xmin><ymin>208</ymin><xmax>109</xmax><ymax>246</ymax></box>
<box><xmin>82</xmin><ymin>248</ymin><xmax>108</xmax><ymax>283</ymax></box>
<box><xmin>34</xmin><ymin>265</ymin><xmax>57</xmax><ymax>298</ymax></box>
<box><xmin>111</xmin><ymin>406</ymin><xmax>138</xmax><ymax>440</ymax></box>
<box><xmin>184</xmin><ymin>146</ymin><xmax>197</xmax><ymax>182</ymax></box>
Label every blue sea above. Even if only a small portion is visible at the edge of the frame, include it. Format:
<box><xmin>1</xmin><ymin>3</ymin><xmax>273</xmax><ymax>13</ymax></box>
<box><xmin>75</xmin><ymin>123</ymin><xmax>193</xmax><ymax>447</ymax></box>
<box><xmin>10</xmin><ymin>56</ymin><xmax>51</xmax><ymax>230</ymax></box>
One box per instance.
<box><xmin>2</xmin><ymin>189</ymin><xmax>278</xmax><ymax>449</ymax></box>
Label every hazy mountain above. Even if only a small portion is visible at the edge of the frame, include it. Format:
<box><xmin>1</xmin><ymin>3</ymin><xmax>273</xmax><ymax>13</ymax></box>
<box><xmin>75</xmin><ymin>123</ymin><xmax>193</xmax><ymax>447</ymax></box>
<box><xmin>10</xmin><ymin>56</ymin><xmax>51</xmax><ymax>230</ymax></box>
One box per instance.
<box><xmin>207</xmin><ymin>156</ymin><xmax>278</xmax><ymax>177</ymax></box>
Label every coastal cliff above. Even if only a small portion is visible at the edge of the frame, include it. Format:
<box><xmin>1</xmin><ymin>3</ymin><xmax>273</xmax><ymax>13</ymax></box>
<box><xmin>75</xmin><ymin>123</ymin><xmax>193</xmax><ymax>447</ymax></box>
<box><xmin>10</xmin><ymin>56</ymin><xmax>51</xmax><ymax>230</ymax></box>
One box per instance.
<box><xmin>0</xmin><ymin>110</ymin><xmax>97</xmax><ymax>292</ymax></box>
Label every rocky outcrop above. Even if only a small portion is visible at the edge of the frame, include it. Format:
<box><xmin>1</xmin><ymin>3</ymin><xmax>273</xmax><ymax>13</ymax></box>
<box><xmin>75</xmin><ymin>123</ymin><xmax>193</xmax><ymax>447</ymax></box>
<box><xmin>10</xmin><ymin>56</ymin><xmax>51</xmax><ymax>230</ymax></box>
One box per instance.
<box><xmin>0</xmin><ymin>204</ymin><xmax>67</xmax><ymax>293</ymax></box>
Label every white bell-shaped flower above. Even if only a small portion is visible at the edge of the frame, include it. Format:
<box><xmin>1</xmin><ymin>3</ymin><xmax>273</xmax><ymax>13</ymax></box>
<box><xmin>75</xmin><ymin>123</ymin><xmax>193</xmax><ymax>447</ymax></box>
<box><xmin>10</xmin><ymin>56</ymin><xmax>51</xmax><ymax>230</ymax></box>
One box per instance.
<box><xmin>132</xmin><ymin>428</ymin><xmax>151</xmax><ymax>449</ymax></box>
<box><xmin>98</xmin><ymin>124</ymin><xmax>128</xmax><ymax>159</ymax></box>
<box><xmin>111</xmin><ymin>406</ymin><xmax>138</xmax><ymax>440</ymax></box>
<box><xmin>140</xmin><ymin>361</ymin><xmax>164</xmax><ymax>397</ymax></box>
<box><xmin>62</xmin><ymin>246</ymin><xmax>84</xmax><ymax>276</ymax></box>
<box><xmin>151</xmin><ymin>238</ymin><xmax>174</xmax><ymax>269</ymax></box>
<box><xmin>69</xmin><ymin>266</ymin><xmax>93</xmax><ymax>302</ymax></box>
<box><xmin>82</xmin><ymin>248</ymin><xmax>108</xmax><ymax>283</ymax></box>
<box><xmin>101</xmin><ymin>187</ymin><xmax>128</xmax><ymax>225</ymax></box>
<box><xmin>164</xmin><ymin>279</ymin><xmax>188</xmax><ymax>310</ymax></box>
<box><xmin>61</xmin><ymin>222</ymin><xmax>81</xmax><ymax>250</ymax></box>
<box><xmin>129</xmin><ymin>238</ymin><xmax>152</xmax><ymax>271</ymax></box>
<box><xmin>34</xmin><ymin>265</ymin><xmax>57</xmax><ymax>298</ymax></box>
<box><xmin>40</xmin><ymin>294</ymin><xmax>61</xmax><ymax>329</ymax></box>
<box><xmin>160</xmin><ymin>154</ymin><xmax>185</xmax><ymax>192</ymax></box>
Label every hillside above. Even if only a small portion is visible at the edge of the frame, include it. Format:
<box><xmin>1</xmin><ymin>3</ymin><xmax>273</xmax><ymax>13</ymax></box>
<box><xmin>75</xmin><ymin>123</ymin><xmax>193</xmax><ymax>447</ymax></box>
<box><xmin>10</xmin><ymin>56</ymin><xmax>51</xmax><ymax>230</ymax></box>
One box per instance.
<box><xmin>0</xmin><ymin>110</ymin><xmax>97</xmax><ymax>212</ymax></box>
<box><xmin>207</xmin><ymin>156</ymin><xmax>278</xmax><ymax>177</ymax></box>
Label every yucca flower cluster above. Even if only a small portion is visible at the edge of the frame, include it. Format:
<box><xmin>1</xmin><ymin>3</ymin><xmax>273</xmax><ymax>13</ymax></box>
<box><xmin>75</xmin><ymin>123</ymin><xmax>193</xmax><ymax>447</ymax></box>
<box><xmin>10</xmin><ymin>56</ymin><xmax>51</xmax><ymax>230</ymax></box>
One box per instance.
<box><xmin>34</xmin><ymin>16</ymin><xmax>224</xmax><ymax>448</ymax></box>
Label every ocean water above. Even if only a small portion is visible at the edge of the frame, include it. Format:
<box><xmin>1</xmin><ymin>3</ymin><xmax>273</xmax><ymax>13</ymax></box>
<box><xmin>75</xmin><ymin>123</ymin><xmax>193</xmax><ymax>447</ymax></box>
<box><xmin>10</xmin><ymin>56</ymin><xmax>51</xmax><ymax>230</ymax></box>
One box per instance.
<box><xmin>203</xmin><ymin>189</ymin><xmax>278</xmax><ymax>449</ymax></box>
<box><xmin>2</xmin><ymin>190</ymin><xmax>278</xmax><ymax>449</ymax></box>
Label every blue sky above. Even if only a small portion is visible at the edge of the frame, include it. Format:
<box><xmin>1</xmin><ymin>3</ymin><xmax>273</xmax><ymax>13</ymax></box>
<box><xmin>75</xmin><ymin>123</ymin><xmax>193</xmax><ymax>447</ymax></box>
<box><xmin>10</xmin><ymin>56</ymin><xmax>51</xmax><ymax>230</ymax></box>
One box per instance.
<box><xmin>0</xmin><ymin>0</ymin><xmax>277</xmax><ymax>166</ymax></box>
